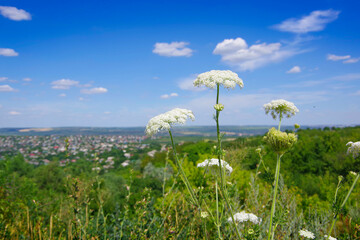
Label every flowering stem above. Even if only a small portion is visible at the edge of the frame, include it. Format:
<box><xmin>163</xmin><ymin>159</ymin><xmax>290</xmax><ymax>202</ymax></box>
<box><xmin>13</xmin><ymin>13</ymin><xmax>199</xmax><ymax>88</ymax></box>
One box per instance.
<box><xmin>168</xmin><ymin>130</ymin><xmax>200</xmax><ymax>208</ymax></box>
<box><xmin>216</xmin><ymin>179</ymin><xmax>222</xmax><ymax>239</ymax></box>
<box><xmin>278</xmin><ymin>113</ymin><xmax>282</xmax><ymax>131</ymax></box>
<box><xmin>214</xmin><ymin>84</ymin><xmax>242</xmax><ymax>240</ymax></box>
<box><xmin>268</xmin><ymin>154</ymin><xmax>281</xmax><ymax>240</ymax></box>
<box><xmin>326</xmin><ymin>172</ymin><xmax>359</xmax><ymax>240</ymax></box>
<box><xmin>215</xmin><ymin>84</ymin><xmax>225</xmax><ymax>189</ymax></box>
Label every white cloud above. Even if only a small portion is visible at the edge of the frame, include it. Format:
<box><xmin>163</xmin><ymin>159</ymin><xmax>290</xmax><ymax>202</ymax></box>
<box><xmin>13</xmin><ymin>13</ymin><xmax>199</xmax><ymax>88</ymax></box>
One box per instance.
<box><xmin>287</xmin><ymin>66</ymin><xmax>301</xmax><ymax>73</ymax></box>
<box><xmin>104</xmin><ymin>111</ymin><xmax>111</xmax><ymax>114</ymax></box>
<box><xmin>79</xmin><ymin>97</ymin><xmax>84</xmax><ymax>101</ymax></box>
<box><xmin>327</xmin><ymin>54</ymin><xmax>351</xmax><ymax>61</ymax></box>
<box><xmin>23</xmin><ymin>77</ymin><xmax>32</xmax><ymax>82</ymax></box>
<box><xmin>330</xmin><ymin>73</ymin><xmax>360</xmax><ymax>81</ymax></box>
<box><xmin>0</xmin><ymin>77</ymin><xmax>8</xmax><ymax>82</ymax></box>
<box><xmin>343</xmin><ymin>58</ymin><xmax>359</xmax><ymax>64</ymax></box>
<box><xmin>0</xmin><ymin>6</ymin><xmax>31</xmax><ymax>21</ymax></box>
<box><xmin>273</xmin><ymin>9</ymin><xmax>339</xmax><ymax>34</ymax></box>
<box><xmin>0</xmin><ymin>84</ymin><xmax>16</xmax><ymax>92</ymax></box>
<box><xmin>160</xmin><ymin>92</ymin><xmax>178</xmax><ymax>99</ymax></box>
<box><xmin>213</xmin><ymin>37</ymin><xmax>297</xmax><ymax>71</ymax></box>
<box><xmin>81</xmin><ymin>87</ymin><xmax>108</xmax><ymax>94</ymax></box>
<box><xmin>9</xmin><ymin>111</ymin><xmax>21</xmax><ymax>115</ymax></box>
<box><xmin>59</xmin><ymin>93</ymin><xmax>66</xmax><ymax>97</ymax></box>
<box><xmin>153</xmin><ymin>41</ymin><xmax>193</xmax><ymax>57</ymax></box>
<box><xmin>51</xmin><ymin>79</ymin><xmax>79</xmax><ymax>89</ymax></box>
<box><xmin>0</xmin><ymin>48</ymin><xmax>19</xmax><ymax>57</ymax></box>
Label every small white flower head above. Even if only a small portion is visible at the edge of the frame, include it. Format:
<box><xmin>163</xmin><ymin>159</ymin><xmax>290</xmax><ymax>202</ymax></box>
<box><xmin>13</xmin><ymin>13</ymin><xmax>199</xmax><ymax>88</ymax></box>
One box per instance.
<box><xmin>346</xmin><ymin>141</ymin><xmax>360</xmax><ymax>159</ymax></box>
<box><xmin>264</xmin><ymin>99</ymin><xmax>299</xmax><ymax>120</ymax></box>
<box><xmin>299</xmin><ymin>229</ymin><xmax>315</xmax><ymax>239</ymax></box>
<box><xmin>228</xmin><ymin>211</ymin><xmax>261</xmax><ymax>225</ymax></box>
<box><xmin>201</xmin><ymin>211</ymin><xmax>209</xmax><ymax>218</ymax></box>
<box><xmin>194</xmin><ymin>70</ymin><xmax>244</xmax><ymax>90</ymax></box>
<box><xmin>349</xmin><ymin>171</ymin><xmax>357</xmax><ymax>176</ymax></box>
<box><xmin>145</xmin><ymin>108</ymin><xmax>195</xmax><ymax>136</ymax></box>
<box><xmin>324</xmin><ymin>235</ymin><xmax>337</xmax><ymax>240</ymax></box>
<box><xmin>197</xmin><ymin>158</ymin><xmax>233</xmax><ymax>175</ymax></box>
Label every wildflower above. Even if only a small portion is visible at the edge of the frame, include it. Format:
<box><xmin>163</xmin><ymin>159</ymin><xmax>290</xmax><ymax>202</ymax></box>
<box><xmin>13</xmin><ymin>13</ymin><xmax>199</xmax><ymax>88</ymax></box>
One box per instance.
<box><xmin>248</xmin><ymin>229</ymin><xmax>255</xmax><ymax>235</ymax></box>
<box><xmin>228</xmin><ymin>211</ymin><xmax>261</xmax><ymax>224</ymax></box>
<box><xmin>324</xmin><ymin>235</ymin><xmax>336</xmax><ymax>240</ymax></box>
<box><xmin>294</xmin><ymin>123</ymin><xmax>300</xmax><ymax>129</ymax></box>
<box><xmin>145</xmin><ymin>108</ymin><xmax>195</xmax><ymax>136</ymax></box>
<box><xmin>350</xmin><ymin>171</ymin><xmax>357</xmax><ymax>176</ymax></box>
<box><xmin>263</xmin><ymin>127</ymin><xmax>297</xmax><ymax>154</ymax></box>
<box><xmin>201</xmin><ymin>211</ymin><xmax>209</xmax><ymax>218</ymax></box>
<box><xmin>214</xmin><ymin>103</ymin><xmax>224</xmax><ymax>111</ymax></box>
<box><xmin>346</xmin><ymin>141</ymin><xmax>360</xmax><ymax>159</ymax></box>
<box><xmin>197</xmin><ymin>158</ymin><xmax>233</xmax><ymax>175</ymax></box>
<box><xmin>194</xmin><ymin>70</ymin><xmax>244</xmax><ymax>89</ymax></box>
<box><xmin>255</xmin><ymin>148</ymin><xmax>262</xmax><ymax>154</ymax></box>
<box><xmin>299</xmin><ymin>229</ymin><xmax>315</xmax><ymax>239</ymax></box>
<box><xmin>264</xmin><ymin>99</ymin><xmax>299</xmax><ymax>120</ymax></box>
<box><xmin>338</xmin><ymin>175</ymin><xmax>343</xmax><ymax>182</ymax></box>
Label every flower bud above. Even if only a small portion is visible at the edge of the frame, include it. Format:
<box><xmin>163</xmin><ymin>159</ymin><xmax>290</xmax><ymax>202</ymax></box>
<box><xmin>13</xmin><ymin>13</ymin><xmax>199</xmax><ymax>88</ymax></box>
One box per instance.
<box><xmin>248</xmin><ymin>229</ymin><xmax>254</xmax><ymax>235</ymax></box>
<box><xmin>294</xmin><ymin>124</ymin><xmax>300</xmax><ymax>129</ymax></box>
<box><xmin>214</xmin><ymin>103</ymin><xmax>224</xmax><ymax>111</ymax></box>
<box><xmin>263</xmin><ymin>127</ymin><xmax>297</xmax><ymax>154</ymax></box>
<box><xmin>338</xmin><ymin>175</ymin><xmax>343</xmax><ymax>182</ymax></box>
<box><xmin>255</xmin><ymin>148</ymin><xmax>262</xmax><ymax>154</ymax></box>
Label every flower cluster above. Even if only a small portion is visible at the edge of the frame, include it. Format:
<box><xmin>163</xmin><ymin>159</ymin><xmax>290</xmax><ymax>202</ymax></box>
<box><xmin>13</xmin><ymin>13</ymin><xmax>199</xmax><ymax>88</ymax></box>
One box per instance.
<box><xmin>324</xmin><ymin>235</ymin><xmax>337</xmax><ymax>240</ymax></box>
<box><xmin>194</xmin><ymin>70</ymin><xmax>244</xmax><ymax>90</ymax></box>
<box><xmin>346</xmin><ymin>141</ymin><xmax>360</xmax><ymax>159</ymax></box>
<box><xmin>264</xmin><ymin>127</ymin><xmax>297</xmax><ymax>154</ymax></box>
<box><xmin>264</xmin><ymin>99</ymin><xmax>299</xmax><ymax>120</ymax></box>
<box><xmin>228</xmin><ymin>211</ymin><xmax>261</xmax><ymax>224</ymax></box>
<box><xmin>214</xmin><ymin>103</ymin><xmax>224</xmax><ymax>111</ymax></box>
<box><xmin>145</xmin><ymin>108</ymin><xmax>195</xmax><ymax>136</ymax></box>
<box><xmin>299</xmin><ymin>229</ymin><xmax>315</xmax><ymax>239</ymax></box>
<box><xmin>197</xmin><ymin>158</ymin><xmax>233</xmax><ymax>175</ymax></box>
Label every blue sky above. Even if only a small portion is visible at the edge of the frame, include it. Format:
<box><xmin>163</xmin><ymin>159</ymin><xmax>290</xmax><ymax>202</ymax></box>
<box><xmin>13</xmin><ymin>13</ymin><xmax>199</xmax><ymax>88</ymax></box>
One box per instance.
<box><xmin>0</xmin><ymin>0</ymin><xmax>359</xmax><ymax>127</ymax></box>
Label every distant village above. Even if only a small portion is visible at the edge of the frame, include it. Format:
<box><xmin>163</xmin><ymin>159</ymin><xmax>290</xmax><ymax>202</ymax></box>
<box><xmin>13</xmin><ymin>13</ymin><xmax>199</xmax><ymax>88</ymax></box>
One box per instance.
<box><xmin>0</xmin><ymin>135</ymin><xmax>159</xmax><ymax>170</ymax></box>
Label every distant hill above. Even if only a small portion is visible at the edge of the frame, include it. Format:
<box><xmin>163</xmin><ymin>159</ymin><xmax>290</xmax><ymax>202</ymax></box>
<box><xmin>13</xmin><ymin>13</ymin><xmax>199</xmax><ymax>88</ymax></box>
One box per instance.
<box><xmin>0</xmin><ymin>125</ymin><xmax>346</xmax><ymax>136</ymax></box>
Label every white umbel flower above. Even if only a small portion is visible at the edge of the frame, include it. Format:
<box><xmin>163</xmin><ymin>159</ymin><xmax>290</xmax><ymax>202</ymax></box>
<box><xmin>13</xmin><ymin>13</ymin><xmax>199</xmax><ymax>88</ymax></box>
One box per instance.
<box><xmin>324</xmin><ymin>235</ymin><xmax>337</xmax><ymax>240</ymax></box>
<box><xmin>145</xmin><ymin>108</ymin><xmax>195</xmax><ymax>136</ymax></box>
<box><xmin>264</xmin><ymin>99</ymin><xmax>299</xmax><ymax>120</ymax></box>
<box><xmin>299</xmin><ymin>229</ymin><xmax>315</xmax><ymax>239</ymax></box>
<box><xmin>194</xmin><ymin>70</ymin><xmax>244</xmax><ymax>89</ymax></box>
<box><xmin>197</xmin><ymin>158</ymin><xmax>233</xmax><ymax>175</ymax></box>
<box><xmin>346</xmin><ymin>141</ymin><xmax>360</xmax><ymax>159</ymax></box>
<box><xmin>228</xmin><ymin>211</ymin><xmax>261</xmax><ymax>224</ymax></box>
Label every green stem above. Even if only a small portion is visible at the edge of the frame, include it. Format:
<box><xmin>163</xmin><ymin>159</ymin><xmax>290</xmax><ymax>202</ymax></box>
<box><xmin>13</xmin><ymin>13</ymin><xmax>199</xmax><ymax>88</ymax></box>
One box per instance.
<box><xmin>214</xmin><ymin>84</ymin><xmax>241</xmax><ymax>240</ymax></box>
<box><xmin>221</xmin><ymin>187</ymin><xmax>242</xmax><ymax>240</ymax></box>
<box><xmin>340</xmin><ymin>172</ymin><xmax>359</xmax><ymax>209</ymax></box>
<box><xmin>215</xmin><ymin>84</ymin><xmax>225</xmax><ymax>189</ymax></box>
<box><xmin>278</xmin><ymin>114</ymin><xmax>282</xmax><ymax>131</ymax></box>
<box><xmin>326</xmin><ymin>217</ymin><xmax>336</xmax><ymax>240</ymax></box>
<box><xmin>327</xmin><ymin>172</ymin><xmax>359</xmax><ymax>240</ymax></box>
<box><xmin>268</xmin><ymin>154</ymin><xmax>281</xmax><ymax>240</ymax></box>
<box><xmin>216</xmin><ymin>179</ymin><xmax>222</xmax><ymax>239</ymax></box>
<box><xmin>169</xmin><ymin>130</ymin><xmax>200</xmax><ymax>208</ymax></box>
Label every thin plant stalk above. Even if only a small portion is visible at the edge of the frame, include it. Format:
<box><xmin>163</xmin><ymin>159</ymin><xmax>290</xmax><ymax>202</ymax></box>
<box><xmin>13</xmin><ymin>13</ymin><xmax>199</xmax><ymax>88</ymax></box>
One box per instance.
<box><xmin>169</xmin><ymin>130</ymin><xmax>200</xmax><ymax>208</ymax></box>
<box><xmin>326</xmin><ymin>172</ymin><xmax>359</xmax><ymax>240</ymax></box>
<box><xmin>216</xmin><ymin>179</ymin><xmax>222</xmax><ymax>239</ymax></box>
<box><xmin>214</xmin><ymin>84</ymin><xmax>242</xmax><ymax>240</ymax></box>
<box><xmin>268</xmin><ymin>154</ymin><xmax>282</xmax><ymax>240</ymax></box>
